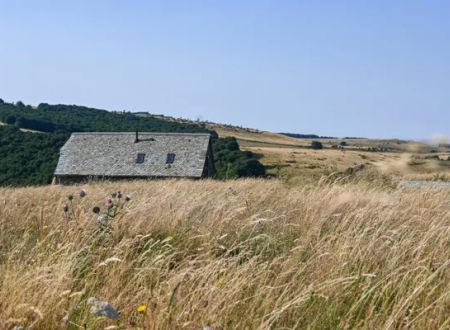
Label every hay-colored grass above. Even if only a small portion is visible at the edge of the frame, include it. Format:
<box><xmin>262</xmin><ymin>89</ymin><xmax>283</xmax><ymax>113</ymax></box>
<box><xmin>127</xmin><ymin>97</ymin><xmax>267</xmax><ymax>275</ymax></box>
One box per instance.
<box><xmin>211</xmin><ymin>124</ymin><xmax>450</xmax><ymax>183</ymax></box>
<box><xmin>0</xmin><ymin>179</ymin><xmax>449</xmax><ymax>329</ymax></box>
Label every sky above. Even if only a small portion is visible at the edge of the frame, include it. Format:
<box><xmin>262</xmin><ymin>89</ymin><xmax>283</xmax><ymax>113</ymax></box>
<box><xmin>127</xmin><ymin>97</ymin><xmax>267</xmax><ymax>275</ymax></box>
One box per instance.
<box><xmin>0</xmin><ymin>1</ymin><xmax>449</xmax><ymax>139</ymax></box>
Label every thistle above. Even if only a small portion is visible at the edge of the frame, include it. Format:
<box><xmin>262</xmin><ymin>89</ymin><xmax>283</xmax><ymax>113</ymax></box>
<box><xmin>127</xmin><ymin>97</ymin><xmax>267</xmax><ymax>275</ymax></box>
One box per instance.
<box><xmin>97</xmin><ymin>214</ymin><xmax>109</xmax><ymax>223</ymax></box>
<box><xmin>106</xmin><ymin>198</ymin><xmax>113</xmax><ymax>210</ymax></box>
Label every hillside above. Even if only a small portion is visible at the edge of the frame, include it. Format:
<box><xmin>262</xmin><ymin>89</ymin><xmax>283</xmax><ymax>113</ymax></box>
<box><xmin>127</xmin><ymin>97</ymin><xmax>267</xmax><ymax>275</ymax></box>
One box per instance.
<box><xmin>209</xmin><ymin>124</ymin><xmax>450</xmax><ymax>183</ymax></box>
<box><xmin>94</xmin><ymin>109</ymin><xmax>450</xmax><ymax>183</ymax></box>
<box><xmin>1</xmin><ymin>99</ymin><xmax>448</xmax><ymax>186</ymax></box>
<box><xmin>0</xmin><ymin>100</ymin><xmax>265</xmax><ymax>186</ymax></box>
<box><xmin>1</xmin><ymin>179</ymin><xmax>449</xmax><ymax>329</ymax></box>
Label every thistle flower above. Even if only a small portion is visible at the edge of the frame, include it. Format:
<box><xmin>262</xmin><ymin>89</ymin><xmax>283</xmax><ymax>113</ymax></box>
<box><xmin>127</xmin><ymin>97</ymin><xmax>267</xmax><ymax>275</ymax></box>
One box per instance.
<box><xmin>97</xmin><ymin>214</ymin><xmax>109</xmax><ymax>223</ymax></box>
<box><xmin>79</xmin><ymin>189</ymin><xmax>86</xmax><ymax>198</ymax></box>
<box><xmin>67</xmin><ymin>194</ymin><xmax>73</xmax><ymax>201</ymax></box>
<box><xmin>125</xmin><ymin>195</ymin><xmax>131</xmax><ymax>202</ymax></box>
<box><xmin>106</xmin><ymin>198</ymin><xmax>113</xmax><ymax>209</ymax></box>
<box><xmin>117</xmin><ymin>191</ymin><xmax>122</xmax><ymax>199</ymax></box>
<box><xmin>92</xmin><ymin>206</ymin><xmax>100</xmax><ymax>214</ymax></box>
<box><xmin>63</xmin><ymin>205</ymin><xmax>69</xmax><ymax>213</ymax></box>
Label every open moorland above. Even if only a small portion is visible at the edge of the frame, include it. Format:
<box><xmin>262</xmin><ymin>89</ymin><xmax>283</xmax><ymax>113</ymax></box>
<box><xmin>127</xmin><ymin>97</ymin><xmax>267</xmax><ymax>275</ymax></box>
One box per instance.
<box><xmin>1</xmin><ymin>179</ymin><xmax>449</xmax><ymax>329</ymax></box>
<box><xmin>210</xmin><ymin>124</ymin><xmax>450</xmax><ymax>184</ymax></box>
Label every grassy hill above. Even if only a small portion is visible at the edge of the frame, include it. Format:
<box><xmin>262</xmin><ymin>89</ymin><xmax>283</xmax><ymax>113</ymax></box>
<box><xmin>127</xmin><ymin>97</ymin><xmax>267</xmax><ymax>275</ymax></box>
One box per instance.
<box><xmin>209</xmin><ymin>124</ymin><xmax>450</xmax><ymax>183</ymax></box>
<box><xmin>0</xmin><ymin>179</ymin><xmax>449</xmax><ymax>329</ymax></box>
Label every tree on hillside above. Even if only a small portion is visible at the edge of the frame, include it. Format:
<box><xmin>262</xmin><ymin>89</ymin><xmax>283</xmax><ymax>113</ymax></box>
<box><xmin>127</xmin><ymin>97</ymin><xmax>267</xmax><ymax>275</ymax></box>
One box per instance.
<box><xmin>16</xmin><ymin>101</ymin><xmax>25</xmax><ymax>108</ymax></box>
<box><xmin>5</xmin><ymin>115</ymin><xmax>16</xmax><ymax>125</ymax></box>
<box><xmin>213</xmin><ymin>136</ymin><xmax>266</xmax><ymax>179</ymax></box>
<box><xmin>311</xmin><ymin>141</ymin><xmax>323</xmax><ymax>150</ymax></box>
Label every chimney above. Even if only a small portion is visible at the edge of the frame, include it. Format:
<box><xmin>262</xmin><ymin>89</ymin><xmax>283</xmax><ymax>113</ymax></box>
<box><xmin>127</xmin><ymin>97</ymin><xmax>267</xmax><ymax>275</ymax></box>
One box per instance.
<box><xmin>135</xmin><ymin>130</ymin><xmax>139</xmax><ymax>143</ymax></box>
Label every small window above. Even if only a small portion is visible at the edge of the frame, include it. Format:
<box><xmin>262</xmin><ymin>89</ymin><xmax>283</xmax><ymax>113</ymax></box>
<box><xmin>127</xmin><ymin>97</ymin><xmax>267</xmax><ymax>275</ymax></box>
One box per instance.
<box><xmin>166</xmin><ymin>153</ymin><xmax>176</xmax><ymax>164</ymax></box>
<box><xmin>136</xmin><ymin>153</ymin><xmax>145</xmax><ymax>164</ymax></box>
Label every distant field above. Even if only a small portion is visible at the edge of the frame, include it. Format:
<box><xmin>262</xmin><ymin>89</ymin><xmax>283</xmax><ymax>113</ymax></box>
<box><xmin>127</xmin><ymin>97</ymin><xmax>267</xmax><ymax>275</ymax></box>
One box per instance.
<box><xmin>0</xmin><ymin>180</ymin><xmax>449</xmax><ymax>329</ymax></box>
<box><xmin>210</xmin><ymin>125</ymin><xmax>450</xmax><ymax>183</ymax></box>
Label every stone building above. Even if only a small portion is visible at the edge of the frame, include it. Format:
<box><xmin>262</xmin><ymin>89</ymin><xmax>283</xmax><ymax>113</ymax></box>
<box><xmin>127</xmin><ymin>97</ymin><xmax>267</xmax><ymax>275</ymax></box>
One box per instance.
<box><xmin>54</xmin><ymin>132</ymin><xmax>214</xmax><ymax>184</ymax></box>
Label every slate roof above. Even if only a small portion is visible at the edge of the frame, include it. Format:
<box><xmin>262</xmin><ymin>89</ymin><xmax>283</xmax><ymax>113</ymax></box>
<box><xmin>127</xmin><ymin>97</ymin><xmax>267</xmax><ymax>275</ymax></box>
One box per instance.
<box><xmin>54</xmin><ymin>132</ymin><xmax>212</xmax><ymax>178</ymax></box>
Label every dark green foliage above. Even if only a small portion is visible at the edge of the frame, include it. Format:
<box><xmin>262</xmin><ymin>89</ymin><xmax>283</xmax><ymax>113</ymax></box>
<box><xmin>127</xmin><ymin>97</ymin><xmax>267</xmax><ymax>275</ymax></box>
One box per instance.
<box><xmin>0</xmin><ymin>102</ymin><xmax>215</xmax><ymax>135</ymax></box>
<box><xmin>311</xmin><ymin>141</ymin><xmax>323</xmax><ymax>150</ymax></box>
<box><xmin>282</xmin><ymin>132</ymin><xmax>336</xmax><ymax>139</ymax></box>
<box><xmin>15</xmin><ymin>101</ymin><xmax>25</xmax><ymax>108</ymax></box>
<box><xmin>0</xmin><ymin>100</ymin><xmax>265</xmax><ymax>186</ymax></box>
<box><xmin>15</xmin><ymin>116</ymin><xmax>56</xmax><ymax>132</ymax></box>
<box><xmin>5</xmin><ymin>115</ymin><xmax>16</xmax><ymax>125</ymax></box>
<box><xmin>0</xmin><ymin>126</ymin><xmax>69</xmax><ymax>186</ymax></box>
<box><xmin>213</xmin><ymin>137</ymin><xmax>266</xmax><ymax>179</ymax></box>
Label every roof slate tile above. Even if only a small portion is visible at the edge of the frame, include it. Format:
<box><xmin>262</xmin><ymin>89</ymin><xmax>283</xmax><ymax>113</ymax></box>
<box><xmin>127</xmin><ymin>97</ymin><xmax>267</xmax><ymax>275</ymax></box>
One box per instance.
<box><xmin>54</xmin><ymin>132</ymin><xmax>211</xmax><ymax>178</ymax></box>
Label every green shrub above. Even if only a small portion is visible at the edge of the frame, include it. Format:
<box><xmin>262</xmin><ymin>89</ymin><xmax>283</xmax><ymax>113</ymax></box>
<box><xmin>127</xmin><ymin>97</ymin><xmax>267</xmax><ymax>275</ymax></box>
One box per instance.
<box><xmin>213</xmin><ymin>137</ymin><xmax>265</xmax><ymax>179</ymax></box>
<box><xmin>311</xmin><ymin>141</ymin><xmax>323</xmax><ymax>150</ymax></box>
<box><xmin>5</xmin><ymin>115</ymin><xmax>16</xmax><ymax>125</ymax></box>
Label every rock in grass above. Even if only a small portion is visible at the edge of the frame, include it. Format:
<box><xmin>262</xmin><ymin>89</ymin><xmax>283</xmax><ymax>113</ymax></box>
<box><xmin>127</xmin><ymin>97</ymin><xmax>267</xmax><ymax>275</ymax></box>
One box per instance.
<box><xmin>87</xmin><ymin>297</ymin><xmax>120</xmax><ymax>320</ymax></box>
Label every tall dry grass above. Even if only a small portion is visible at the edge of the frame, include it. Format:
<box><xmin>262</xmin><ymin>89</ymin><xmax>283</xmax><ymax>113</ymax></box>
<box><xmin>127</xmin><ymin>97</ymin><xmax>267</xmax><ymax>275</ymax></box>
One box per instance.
<box><xmin>0</xmin><ymin>179</ymin><xmax>449</xmax><ymax>329</ymax></box>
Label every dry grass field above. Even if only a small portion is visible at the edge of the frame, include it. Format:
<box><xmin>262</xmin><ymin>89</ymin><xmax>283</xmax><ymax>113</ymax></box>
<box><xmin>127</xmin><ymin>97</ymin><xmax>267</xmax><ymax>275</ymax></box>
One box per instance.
<box><xmin>1</xmin><ymin>179</ymin><xmax>449</xmax><ymax>329</ymax></box>
<box><xmin>211</xmin><ymin>125</ymin><xmax>450</xmax><ymax>183</ymax></box>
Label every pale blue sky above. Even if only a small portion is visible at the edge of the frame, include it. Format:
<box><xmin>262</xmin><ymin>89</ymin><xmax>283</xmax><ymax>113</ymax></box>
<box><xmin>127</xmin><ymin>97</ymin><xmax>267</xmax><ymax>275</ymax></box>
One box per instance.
<box><xmin>0</xmin><ymin>1</ymin><xmax>449</xmax><ymax>139</ymax></box>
